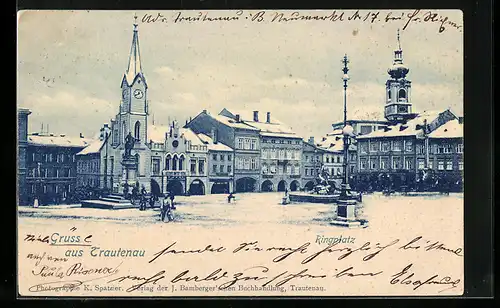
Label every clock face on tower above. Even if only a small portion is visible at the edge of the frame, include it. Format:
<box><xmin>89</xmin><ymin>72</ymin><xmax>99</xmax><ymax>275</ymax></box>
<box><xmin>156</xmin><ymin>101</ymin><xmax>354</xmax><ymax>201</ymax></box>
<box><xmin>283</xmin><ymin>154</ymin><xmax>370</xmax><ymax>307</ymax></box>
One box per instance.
<box><xmin>133</xmin><ymin>89</ymin><xmax>144</xmax><ymax>99</ymax></box>
<box><xmin>122</xmin><ymin>89</ymin><xmax>129</xmax><ymax>100</ymax></box>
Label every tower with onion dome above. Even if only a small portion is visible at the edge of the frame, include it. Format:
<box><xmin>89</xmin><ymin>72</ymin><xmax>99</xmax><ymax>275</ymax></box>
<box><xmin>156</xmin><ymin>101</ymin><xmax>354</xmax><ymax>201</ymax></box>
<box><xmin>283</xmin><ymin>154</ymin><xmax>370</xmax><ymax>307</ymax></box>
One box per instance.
<box><xmin>384</xmin><ymin>29</ymin><xmax>415</xmax><ymax>123</ymax></box>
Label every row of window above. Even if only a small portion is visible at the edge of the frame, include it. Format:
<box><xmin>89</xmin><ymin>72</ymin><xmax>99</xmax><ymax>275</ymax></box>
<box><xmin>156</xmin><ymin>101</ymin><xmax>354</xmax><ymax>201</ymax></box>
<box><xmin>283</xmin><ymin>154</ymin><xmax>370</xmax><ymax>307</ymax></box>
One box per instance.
<box><xmin>77</xmin><ymin>177</ymin><xmax>100</xmax><ymax>188</ymax></box>
<box><xmin>360</xmin><ymin>140</ymin><xmax>464</xmax><ymax>154</ymax></box>
<box><xmin>77</xmin><ymin>160</ymin><xmax>100</xmax><ymax>173</ymax></box>
<box><xmin>152</xmin><ymin>157</ymin><xmax>208</xmax><ymax>175</ymax></box>
<box><xmin>261</xmin><ymin>148</ymin><xmax>301</xmax><ymax>160</ymax></box>
<box><xmin>30</xmin><ymin>153</ymin><xmax>76</xmax><ymax>163</ymax></box>
<box><xmin>262</xmin><ymin>163</ymin><xmax>300</xmax><ymax>175</ymax></box>
<box><xmin>190</xmin><ymin>145</ymin><xmax>208</xmax><ymax>152</ymax></box>
<box><xmin>29</xmin><ymin>167</ymin><xmax>72</xmax><ymax>178</ymax></box>
<box><xmin>236</xmin><ymin>137</ymin><xmax>258</xmax><ymax>150</ymax></box>
<box><xmin>31</xmin><ymin>184</ymin><xmax>72</xmax><ymax>194</ymax></box>
<box><xmin>164</xmin><ymin>156</ymin><xmax>185</xmax><ymax>171</ymax></box>
<box><xmin>304</xmin><ymin>155</ymin><xmax>321</xmax><ymax>163</ymax></box>
<box><xmin>360</xmin><ymin>157</ymin><xmax>464</xmax><ymax>171</ymax></box>
<box><xmin>212</xmin><ymin>154</ymin><xmax>233</xmax><ymax>161</ymax></box>
<box><xmin>190</xmin><ymin>159</ymin><xmax>205</xmax><ymax>174</ymax></box>
<box><xmin>212</xmin><ymin>164</ymin><xmax>232</xmax><ymax>174</ymax></box>
<box><xmin>262</xmin><ymin>139</ymin><xmax>301</xmax><ymax>145</ymax></box>
<box><xmin>235</xmin><ymin>157</ymin><xmax>258</xmax><ymax>170</ymax></box>
<box><xmin>433</xmin><ymin>143</ymin><xmax>463</xmax><ymax>154</ymax></box>
<box><xmin>325</xmin><ymin>156</ymin><xmax>342</xmax><ymax>163</ymax></box>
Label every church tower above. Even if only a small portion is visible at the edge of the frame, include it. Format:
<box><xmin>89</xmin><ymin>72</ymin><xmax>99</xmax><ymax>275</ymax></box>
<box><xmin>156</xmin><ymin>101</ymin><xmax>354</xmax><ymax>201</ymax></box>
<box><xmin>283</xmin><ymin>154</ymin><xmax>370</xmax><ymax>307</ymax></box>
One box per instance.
<box><xmin>119</xmin><ymin>16</ymin><xmax>149</xmax><ymax>145</ymax></box>
<box><xmin>384</xmin><ymin>30</ymin><xmax>415</xmax><ymax>123</ymax></box>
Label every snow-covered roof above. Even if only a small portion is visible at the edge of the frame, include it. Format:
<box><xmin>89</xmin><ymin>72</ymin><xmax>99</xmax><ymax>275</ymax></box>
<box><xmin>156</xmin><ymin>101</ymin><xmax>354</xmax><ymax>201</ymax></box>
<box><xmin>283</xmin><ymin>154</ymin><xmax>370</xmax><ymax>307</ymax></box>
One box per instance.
<box><xmin>148</xmin><ymin>125</ymin><xmax>169</xmax><ymax>143</ymax></box>
<box><xmin>315</xmin><ymin>135</ymin><xmax>356</xmax><ymax>153</ymax></box>
<box><xmin>220</xmin><ymin>108</ymin><xmax>299</xmax><ymax>137</ymax></box>
<box><xmin>206</xmin><ymin>111</ymin><xmax>259</xmax><ymax>130</ymax></box>
<box><xmin>76</xmin><ymin>139</ymin><xmax>104</xmax><ymax>155</ymax></box>
<box><xmin>428</xmin><ymin>119</ymin><xmax>463</xmax><ymax>138</ymax></box>
<box><xmin>181</xmin><ymin>128</ymin><xmax>205</xmax><ymax>146</ymax></box>
<box><xmin>197</xmin><ymin>133</ymin><xmax>233</xmax><ymax>152</ymax></box>
<box><xmin>28</xmin><ymin>135</ymin><xmax>93</xmax><ymax>148</ymax></box>
<box><xmin>357</xmin><ymin>110</ymin><xmax>451</xmax><ymax>140</ymax></box>
<box><xmin>326</xmin><ymin>129</ymin><xmax>344</xmax><ymax>136</ymax></box>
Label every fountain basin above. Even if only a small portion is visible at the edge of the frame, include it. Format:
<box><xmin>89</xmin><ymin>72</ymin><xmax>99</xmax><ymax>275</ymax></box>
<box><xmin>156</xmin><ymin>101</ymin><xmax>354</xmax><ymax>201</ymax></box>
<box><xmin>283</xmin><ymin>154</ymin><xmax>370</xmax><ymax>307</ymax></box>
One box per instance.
<box><xmin>288</xmin><ymin>192</ymin><xmax>341</xmax><ymax>204</ymax></box>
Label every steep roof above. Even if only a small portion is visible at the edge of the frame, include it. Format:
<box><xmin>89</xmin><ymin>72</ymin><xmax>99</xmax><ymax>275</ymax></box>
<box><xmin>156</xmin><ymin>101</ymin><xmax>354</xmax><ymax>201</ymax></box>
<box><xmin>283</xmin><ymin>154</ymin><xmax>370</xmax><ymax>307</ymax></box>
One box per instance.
<box><xmin>205</xmin><ymin>111</ymin><xmax>259</xmax><ymax>130</ymax></box>
<box><xmin>315</xmin><ymin>135</ymin><xmax>356</xmax><ymax>153</ymax></box>
<box><xmin>148</xmin><ymin>125</ymin><xmax>169</xmax><ymax>143</ymax></box>
<box><xmin>220</xmin><ymin>108</ymin><xmax>299</xmax><ymax>137</ymax></box>
<box><xmin>76</xmin><ymin>139</ymin><xmax>104</xmax><ymax>155</ymax></box>
<box><xmin>28</xmin><ymin>134</ymin><xmax>92</xmax><ymax>148</ymax></box>
<box><xmin>357</xmin><ymin>109</ymin><xmax>456</xmax><ymax>139</ymax></box>
<box><xmin>428</xmin><ymin>119</ymin><xmax>463</xmax><ymax>138</ymax></box>
<box><xmin>123</xmin><ymin>22</ymin><xmax>147</xmax><ymax>87</ymax></box>
<box><xmin>197</xmin><ymin>133</ymin><xmax>233</xmax><ymax>152</ymax></box>
<box><xmin>181</xmin><ymin>128</ymin><xmax>205</xmax><ymax>146</ymax></box>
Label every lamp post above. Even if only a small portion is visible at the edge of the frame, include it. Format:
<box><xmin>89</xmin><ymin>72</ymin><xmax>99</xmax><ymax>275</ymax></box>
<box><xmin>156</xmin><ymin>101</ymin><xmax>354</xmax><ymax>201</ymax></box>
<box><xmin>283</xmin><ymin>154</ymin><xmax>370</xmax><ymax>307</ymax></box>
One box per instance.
<box><xmin>340</xmin><ymin>54</ymin><xmax>354</xmax><ymax>199</ymax></box>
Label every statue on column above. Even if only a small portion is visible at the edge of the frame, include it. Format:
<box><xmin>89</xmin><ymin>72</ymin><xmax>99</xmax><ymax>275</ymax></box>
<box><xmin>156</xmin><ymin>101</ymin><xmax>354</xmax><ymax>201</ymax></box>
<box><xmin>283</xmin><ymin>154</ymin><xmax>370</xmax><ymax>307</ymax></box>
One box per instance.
<box><xmin>124</xmin><ymin>132</ymin><xmax>135</xmax><ymax>158</ymax></box>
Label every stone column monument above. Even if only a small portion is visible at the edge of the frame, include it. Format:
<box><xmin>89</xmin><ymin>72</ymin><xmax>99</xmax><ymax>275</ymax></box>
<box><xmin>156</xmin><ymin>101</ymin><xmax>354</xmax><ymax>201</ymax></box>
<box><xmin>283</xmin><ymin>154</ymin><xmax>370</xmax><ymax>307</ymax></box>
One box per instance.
<box><xmin>121</xmin><ymin>132</ymin><xmax>138</xmax><ymax>196</ymax></box>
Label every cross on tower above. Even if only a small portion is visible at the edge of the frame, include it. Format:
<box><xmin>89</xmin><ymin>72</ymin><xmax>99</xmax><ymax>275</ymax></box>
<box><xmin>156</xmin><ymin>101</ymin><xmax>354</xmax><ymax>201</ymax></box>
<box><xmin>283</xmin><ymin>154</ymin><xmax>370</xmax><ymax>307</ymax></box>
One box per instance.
<box><xmin>133</xmin><ymin>14</ymin><xmax>138</xmax><ymax>30</ymax></box>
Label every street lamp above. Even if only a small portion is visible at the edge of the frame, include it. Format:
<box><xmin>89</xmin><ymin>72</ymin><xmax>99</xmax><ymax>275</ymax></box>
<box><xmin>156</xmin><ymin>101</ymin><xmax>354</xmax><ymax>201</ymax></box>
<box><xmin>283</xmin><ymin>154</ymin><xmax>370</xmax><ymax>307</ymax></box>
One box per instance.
<box><xmin>339</xmin><ymin>54</ymin><xmax>354</xmax><ymax>200</ymax></box>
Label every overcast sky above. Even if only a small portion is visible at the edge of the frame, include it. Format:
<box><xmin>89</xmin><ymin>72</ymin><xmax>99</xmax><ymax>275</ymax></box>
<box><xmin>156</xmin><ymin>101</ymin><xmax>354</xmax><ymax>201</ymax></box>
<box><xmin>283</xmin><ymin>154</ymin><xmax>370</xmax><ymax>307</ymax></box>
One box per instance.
<box><xmin>17</xmin><ymin>10</ymin><xmax>463</xmax><ymax>139</ymax></box>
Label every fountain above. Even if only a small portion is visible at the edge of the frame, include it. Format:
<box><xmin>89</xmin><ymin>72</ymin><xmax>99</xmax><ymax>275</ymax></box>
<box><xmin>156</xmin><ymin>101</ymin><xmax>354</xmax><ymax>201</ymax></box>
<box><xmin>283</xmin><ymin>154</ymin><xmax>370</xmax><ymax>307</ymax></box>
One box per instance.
<box><xmin>289</xmin><ymin>166</ymin><xmax>361</xmax><ymax>204</ymax></box>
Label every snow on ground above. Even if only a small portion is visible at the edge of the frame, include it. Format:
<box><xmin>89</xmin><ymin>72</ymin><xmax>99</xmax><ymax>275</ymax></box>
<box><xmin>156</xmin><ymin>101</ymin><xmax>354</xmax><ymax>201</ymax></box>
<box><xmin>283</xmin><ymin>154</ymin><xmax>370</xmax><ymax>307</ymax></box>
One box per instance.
<box><xmin>18</xmin><ymin>192</ymin><xmax>463</xmax><ymax>238</ymax></box>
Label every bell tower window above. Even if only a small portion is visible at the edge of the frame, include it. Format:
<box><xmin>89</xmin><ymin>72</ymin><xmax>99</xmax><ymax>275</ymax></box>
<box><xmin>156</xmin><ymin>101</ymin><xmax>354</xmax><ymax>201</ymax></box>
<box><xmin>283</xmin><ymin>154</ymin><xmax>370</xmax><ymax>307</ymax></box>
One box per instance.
<box><xmin>134</xmin><ymin>121</ymin><xmax>141</xmax><ymax>140</ymax></box>
<box><xmin>398</xmin><ymin>89</ymin><xmax>407</xmax><ymax>101</ymax></box>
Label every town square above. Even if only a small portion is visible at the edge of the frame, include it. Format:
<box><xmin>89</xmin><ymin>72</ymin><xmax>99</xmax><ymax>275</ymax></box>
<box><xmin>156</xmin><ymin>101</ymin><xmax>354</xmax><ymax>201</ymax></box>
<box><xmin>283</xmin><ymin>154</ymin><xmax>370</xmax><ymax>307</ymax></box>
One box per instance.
<box><xmin>16</xmin><ymin>10</ymin><xmax>466</xmax><ymax>297</ymax></box>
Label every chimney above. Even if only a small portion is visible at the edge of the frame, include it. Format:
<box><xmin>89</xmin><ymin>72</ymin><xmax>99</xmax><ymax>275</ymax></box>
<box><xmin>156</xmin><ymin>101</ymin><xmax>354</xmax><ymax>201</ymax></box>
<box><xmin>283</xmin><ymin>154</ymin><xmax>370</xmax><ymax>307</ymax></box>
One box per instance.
<box><xmin>253</xmin><ymin>111</ymin><xmax>259</xmax><ymax>122</ymax></box>
<box><xmin>308</xmin><ymin>136</ymin><xmax>315</xmax><ymax>144</ymax></box>
<box><xmin>266</xmin><ymin>112</ymin><xmax>271</xmax><ymax>123</ymax></box>
<box><xmin>79</xmin><ymin>133</ymin><xmax>84</xmax><ymax>138</ymax></box>
<box><xmin>235</xmin><ymin>114</ymin><xmax>240</xmax><ymax>122</ymax></box>
<box><xmin>211</xmin><ymin>128</ymin><xmax>217</xmax><ymax>144</ymax></box>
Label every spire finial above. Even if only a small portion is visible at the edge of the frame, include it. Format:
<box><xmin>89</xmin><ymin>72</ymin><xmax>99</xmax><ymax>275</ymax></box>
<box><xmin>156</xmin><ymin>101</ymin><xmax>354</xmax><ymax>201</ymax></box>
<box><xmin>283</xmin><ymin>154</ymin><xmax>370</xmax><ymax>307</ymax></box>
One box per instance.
<box><xmin>397</xmin><ymin>28</ymin><xmax>401</xmax><ymax>50</ymax></box>
<box><xmin>133</xmin><ymin>13</ymin><xmax>138</xmax><ymax>30</ymax></box>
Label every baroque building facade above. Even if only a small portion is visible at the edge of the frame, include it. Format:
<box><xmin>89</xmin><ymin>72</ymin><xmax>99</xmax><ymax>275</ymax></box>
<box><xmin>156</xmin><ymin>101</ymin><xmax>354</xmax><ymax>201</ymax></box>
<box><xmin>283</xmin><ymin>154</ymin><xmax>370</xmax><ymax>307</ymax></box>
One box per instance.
<box><xmin>186</xmin><ymin>109</ymin><xmax>304</xmax><ymax>193</ymax></box>
<box><xmin>353</xmin><ymin>32</ymin><xmax>463</xmax><ymax>191</ymax></box>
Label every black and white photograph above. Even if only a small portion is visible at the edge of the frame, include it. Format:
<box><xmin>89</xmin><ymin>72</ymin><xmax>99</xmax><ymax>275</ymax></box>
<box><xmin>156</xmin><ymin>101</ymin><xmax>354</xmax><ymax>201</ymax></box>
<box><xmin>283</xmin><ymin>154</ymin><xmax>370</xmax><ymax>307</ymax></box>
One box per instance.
<box><xmin>17</xmin><ymin>9</ymin><xmax>465</xmax><ymax>297</ymax></box>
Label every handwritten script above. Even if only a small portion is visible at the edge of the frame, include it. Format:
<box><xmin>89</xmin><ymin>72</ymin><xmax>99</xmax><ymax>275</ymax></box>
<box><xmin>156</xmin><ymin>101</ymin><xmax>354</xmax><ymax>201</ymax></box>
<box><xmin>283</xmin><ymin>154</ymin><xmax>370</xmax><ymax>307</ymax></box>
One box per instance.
<box><xmin>24</xmin><ymin>235</ymin><xmax>463</xmax><ymax>295</ymax></box>
<box><xmin>140</xmin><ymin>10</ymin><xmax>462</xmax><ymax>33</ymax></box>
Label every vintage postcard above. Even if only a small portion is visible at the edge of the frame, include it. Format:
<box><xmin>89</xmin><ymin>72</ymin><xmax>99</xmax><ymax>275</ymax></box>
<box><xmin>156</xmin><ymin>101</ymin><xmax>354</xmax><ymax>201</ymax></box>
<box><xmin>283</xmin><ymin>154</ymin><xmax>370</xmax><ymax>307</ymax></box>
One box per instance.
<box><xmin>17</xmin><ymin>9</ymin><xmax>464</xmax><ymax>297</ymax></box>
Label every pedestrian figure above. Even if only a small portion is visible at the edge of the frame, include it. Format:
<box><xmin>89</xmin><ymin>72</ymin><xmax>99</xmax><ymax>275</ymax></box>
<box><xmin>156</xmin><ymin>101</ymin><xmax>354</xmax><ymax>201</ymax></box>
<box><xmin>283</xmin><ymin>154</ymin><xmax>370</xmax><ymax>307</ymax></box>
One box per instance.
<box><xmin>139</xmin><ymin>185</ymin><xmax>147</xmax><ymax>211</ymax></box>
<box><xmin>282</xmin><ymin>188</ymin><xmax>290</xmax><ymax>205</ymax></box>
<box><xmin>160</xmin><ymin>197</ymin><xmax>172</xmax><ymax>222</ymax></box>
<box><xmin>227</xmin><ymin>192</ymin><xmax>235</xmax><ymax>203</ymax></box>
<box><xmin>169</xmin><ymin>192</ymin><xmax>176</xmax><ymax>210</ymax></box>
